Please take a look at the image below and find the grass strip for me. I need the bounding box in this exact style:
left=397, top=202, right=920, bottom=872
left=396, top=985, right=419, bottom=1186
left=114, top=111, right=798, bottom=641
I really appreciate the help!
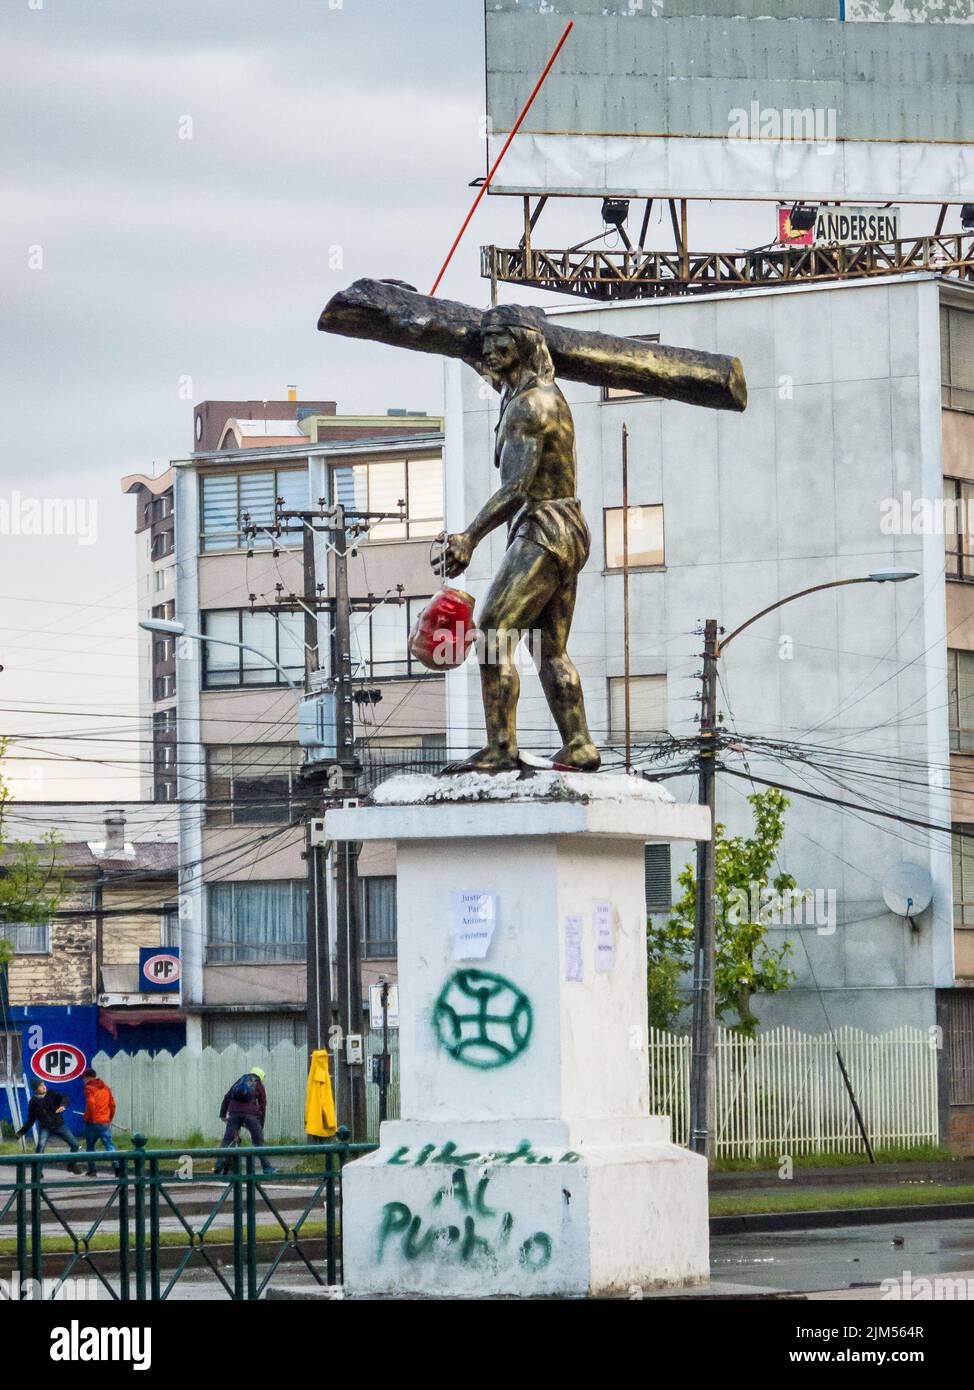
left=710, top=1182, right=974, bottom=1217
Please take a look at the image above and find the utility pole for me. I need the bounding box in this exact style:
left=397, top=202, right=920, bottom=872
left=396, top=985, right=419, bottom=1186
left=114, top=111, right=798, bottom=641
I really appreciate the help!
left=269, top=496, right=404, bottom=1142
left=621, top=424, right=632, bottom=771
left=329, top=502, right=366, bottom=1142
left=378, top=977, right=391, bottom=1125
left=302, top=510, right=332, bottom=1074
left=689, top=617, right=718, bottom=1161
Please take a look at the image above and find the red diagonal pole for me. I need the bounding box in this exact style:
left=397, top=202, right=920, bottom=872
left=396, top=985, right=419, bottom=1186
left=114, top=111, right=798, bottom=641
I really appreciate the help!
left=429, top=19, right=574, bottom=296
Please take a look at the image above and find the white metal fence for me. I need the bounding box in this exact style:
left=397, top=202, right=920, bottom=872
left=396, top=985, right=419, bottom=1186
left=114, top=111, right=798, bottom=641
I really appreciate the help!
left=95, top=1025, right=937, bottom=1156
left=649, top=1025, right=939, bottom=1159
left=94, top=1033, right=401, bottom=1143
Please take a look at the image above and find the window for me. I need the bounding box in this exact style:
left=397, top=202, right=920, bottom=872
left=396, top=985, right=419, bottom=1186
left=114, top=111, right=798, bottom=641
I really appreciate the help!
left=0, top=1030, right=22, bottom=1084
left=203, top=1014, right=307, bottom=1050
left=207, top=880, right=307, bottom=963
left=200, top=468, right=307, bottom=551
left=942, top=305, right=974, bottom=413
left=601, top=335, right=661, bottom=400
left=953, top=827, right=974, bottom=928
left=154, top=781, right=176, bottom=803
left=152, top=601, right=175, bottom=623
left=154, top=708, right=176, bottom=736
left=152, top=528, right=175, bottom=561
left=0, top=922, right=51, bottom=955
left=360, top=877, right=397, bottom=959
left=945, top=478, right=974, bottom=580
left=608, top=675, right=668, bottom=745
left=644, top=844, right=672, bottom=912
left=948, top=649, right=974, bottom=752
left=350, top=596, right=435, bottom=679
left=161, top=902, right=180, bottom=948
left=206, top=744, right=306, bottom=826
left=604, top=505, right=664, bottom=570
left=331, top=456, right=443, bottom=540
left=201, top=609, right=304, bottom=688
left=153, top=673, right=176, bottom=700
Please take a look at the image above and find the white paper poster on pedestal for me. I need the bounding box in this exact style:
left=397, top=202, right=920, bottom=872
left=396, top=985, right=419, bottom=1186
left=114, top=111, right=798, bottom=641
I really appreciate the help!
left=594, top=900, right=615, bottom=973
left=563, top=914, right=583, bottom=982
left=451, top=889, right=497, bottom=960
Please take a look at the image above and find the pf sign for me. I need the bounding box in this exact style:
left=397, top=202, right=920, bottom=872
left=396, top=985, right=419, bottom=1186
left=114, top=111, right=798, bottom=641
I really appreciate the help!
left=139, top=948, right=181, bottom=994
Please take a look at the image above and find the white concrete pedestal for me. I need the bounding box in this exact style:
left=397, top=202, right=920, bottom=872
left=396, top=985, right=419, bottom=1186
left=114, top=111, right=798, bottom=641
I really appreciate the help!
left=326, top=771, right=711, bottom=1299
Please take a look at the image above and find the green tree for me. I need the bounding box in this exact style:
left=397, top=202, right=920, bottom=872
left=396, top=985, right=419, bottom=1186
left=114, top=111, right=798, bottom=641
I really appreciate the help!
left=0, top=740, right=65, bottom=968
left=648, top=788, right=796, bottom=1037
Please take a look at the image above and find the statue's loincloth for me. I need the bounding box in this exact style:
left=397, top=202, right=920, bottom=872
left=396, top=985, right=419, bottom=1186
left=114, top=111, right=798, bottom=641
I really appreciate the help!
left=507, top=497, right=590, bottom=583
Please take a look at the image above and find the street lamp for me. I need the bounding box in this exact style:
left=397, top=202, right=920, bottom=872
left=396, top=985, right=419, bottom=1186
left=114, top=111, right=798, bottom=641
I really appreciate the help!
left=689, top=568, right=919, bottom=1161
left=139, top=617, right=302, bottom=692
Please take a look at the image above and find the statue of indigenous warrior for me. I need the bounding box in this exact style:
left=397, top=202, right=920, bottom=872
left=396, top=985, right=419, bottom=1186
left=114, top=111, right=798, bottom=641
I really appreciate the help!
left=318, top=279, right=746, bottom=775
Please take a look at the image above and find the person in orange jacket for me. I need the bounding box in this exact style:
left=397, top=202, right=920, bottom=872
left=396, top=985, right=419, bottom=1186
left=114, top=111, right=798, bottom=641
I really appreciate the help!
left=82, top=1068, right=120, bottom=1178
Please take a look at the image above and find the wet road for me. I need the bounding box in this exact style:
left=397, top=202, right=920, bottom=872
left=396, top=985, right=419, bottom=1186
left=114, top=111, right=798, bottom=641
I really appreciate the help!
left=712, top=1217, right=974, bottom=1295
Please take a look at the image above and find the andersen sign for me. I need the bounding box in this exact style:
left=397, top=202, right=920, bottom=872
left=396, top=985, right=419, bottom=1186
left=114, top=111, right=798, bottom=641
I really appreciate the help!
left=779, top=206, right=900, bottom=247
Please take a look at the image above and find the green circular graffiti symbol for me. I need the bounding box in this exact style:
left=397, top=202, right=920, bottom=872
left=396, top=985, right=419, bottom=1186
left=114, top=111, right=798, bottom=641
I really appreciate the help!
left=432, top=968, right=533, bottom=1069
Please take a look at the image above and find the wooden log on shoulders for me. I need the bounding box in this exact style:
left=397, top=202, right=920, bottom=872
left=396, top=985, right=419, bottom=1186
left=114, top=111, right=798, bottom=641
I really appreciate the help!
left=318, top=278, right=746, bottom=414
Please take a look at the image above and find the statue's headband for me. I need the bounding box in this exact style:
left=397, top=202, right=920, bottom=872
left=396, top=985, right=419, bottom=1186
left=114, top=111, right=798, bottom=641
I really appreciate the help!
left=481, top=304, right=548, bottom=335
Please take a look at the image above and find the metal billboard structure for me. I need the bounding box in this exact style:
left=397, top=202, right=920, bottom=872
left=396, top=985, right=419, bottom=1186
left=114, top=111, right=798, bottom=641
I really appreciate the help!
left=479, top=1, right=974, bottom=299
left=484, top=1, right=974, bottom=204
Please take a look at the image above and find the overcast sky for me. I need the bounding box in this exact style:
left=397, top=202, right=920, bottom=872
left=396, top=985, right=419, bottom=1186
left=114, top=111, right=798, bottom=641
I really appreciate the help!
left=0, top=0, right=941, bottom=804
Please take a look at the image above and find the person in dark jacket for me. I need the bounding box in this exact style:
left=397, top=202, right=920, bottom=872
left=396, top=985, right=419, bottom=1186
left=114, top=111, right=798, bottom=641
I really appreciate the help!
left=16, top=1081, right=83, bottom=1173
left=214, top=1067, right=277, bottom=1175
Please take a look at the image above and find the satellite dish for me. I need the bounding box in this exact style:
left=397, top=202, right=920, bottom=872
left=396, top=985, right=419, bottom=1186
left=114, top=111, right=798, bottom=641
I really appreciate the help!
left=882, top=863, right=933, bottom=918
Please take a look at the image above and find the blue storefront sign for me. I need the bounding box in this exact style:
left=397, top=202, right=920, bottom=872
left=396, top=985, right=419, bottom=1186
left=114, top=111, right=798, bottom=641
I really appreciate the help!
left=1, top=1005, right=97, bottom=1129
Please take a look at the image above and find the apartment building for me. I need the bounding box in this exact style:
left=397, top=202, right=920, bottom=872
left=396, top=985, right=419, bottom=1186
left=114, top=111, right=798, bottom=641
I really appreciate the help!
left=167, top=405, right=446, bottom=1051
left=0, top=806, right=181, bottom=1126
left=119, top=470, right=177, bottom=801
left=448, top=273, right=973, bottom=1060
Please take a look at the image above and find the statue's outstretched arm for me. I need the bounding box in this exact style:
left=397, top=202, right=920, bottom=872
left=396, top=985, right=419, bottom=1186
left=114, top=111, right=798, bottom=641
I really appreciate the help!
left=442, top=415, right=543, bottom=578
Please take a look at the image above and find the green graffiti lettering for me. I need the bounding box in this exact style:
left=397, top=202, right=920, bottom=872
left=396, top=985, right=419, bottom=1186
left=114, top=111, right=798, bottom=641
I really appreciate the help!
left=386, top=1139, right=580, bottom=1167
left=403, top=1213, right=438, bottom=1261
left=432, top=969, right=533, bottom=1069
left=432, top=1141, right=480, bottom=1166
left=460, top=1214, right=492, bottom=1263
left=474, top=1176, right=495, bottom=1217
left=495, top=1139, right=533, bottom=1165
left=376, top=1193, right=553, bottom=1274
left=376, top=1202, right=412, bottom=1257
left=519, top=1233, right=553, bottom=1271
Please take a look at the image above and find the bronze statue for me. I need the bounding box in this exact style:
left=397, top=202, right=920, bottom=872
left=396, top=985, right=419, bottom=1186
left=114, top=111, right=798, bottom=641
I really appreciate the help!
left=319, top=279, right=747, bottom=774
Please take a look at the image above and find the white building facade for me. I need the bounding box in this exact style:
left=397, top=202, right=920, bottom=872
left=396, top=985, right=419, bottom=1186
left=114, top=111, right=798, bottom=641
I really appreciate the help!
left=447, top=272, right=973, bottom=1036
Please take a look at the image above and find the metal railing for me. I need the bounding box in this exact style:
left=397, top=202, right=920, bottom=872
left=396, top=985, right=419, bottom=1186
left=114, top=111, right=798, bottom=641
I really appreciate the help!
left=482, top=232, right=974, bottom=302
left=0, top=1130, right=377, bottom=1300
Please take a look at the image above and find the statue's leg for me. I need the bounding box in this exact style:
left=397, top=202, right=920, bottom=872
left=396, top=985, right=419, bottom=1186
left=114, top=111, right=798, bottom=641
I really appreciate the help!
left=459, top=539, right=558, bottom=773
left=536, top=578, right=601, bottom=773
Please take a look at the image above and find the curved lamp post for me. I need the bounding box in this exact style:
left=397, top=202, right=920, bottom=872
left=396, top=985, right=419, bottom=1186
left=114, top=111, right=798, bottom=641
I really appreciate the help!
left=139, top=616, right=302, bottom=693
left=689, top=568, right=919, bottom=1160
